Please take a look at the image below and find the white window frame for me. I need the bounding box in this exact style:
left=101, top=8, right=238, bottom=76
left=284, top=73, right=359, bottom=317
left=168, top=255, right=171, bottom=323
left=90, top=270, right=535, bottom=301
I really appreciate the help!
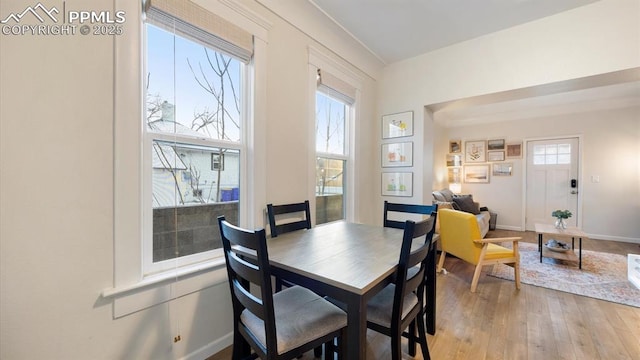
left=308, top=47, right=361, bottom=223
left=105, top=0, right=269, bottom=318
left=142, top=20, right=248, bottom=274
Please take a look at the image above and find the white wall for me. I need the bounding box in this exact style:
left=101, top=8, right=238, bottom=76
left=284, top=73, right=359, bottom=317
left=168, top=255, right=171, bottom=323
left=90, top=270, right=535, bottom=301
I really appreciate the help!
left=0, top=0, right=381, bottom=359
left=378, top=0, right=640, bottom=241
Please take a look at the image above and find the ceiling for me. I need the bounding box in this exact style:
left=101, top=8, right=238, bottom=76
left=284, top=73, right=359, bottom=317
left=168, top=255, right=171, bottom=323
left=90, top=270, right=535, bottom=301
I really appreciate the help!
left=309, top=0, right=600, bottom=64
left=309, top=0, right=640, bottom=126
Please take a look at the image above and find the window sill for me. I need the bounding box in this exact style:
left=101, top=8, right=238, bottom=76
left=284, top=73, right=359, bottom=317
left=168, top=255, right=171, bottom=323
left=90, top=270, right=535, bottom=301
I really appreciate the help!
left=102, top=258, right=227, bottom=318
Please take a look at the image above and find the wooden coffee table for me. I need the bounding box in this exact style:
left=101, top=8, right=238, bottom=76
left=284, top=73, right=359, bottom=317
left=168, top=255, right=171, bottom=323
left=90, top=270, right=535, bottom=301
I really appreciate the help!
left=535, top=223, right=587, bottom=269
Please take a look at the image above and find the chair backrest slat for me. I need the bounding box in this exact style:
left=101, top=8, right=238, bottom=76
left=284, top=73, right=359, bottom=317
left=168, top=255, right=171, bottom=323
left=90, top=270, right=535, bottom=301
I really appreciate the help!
left=267, top=200, right=312, bottom=237
left=384, top=201, right=438, bottom=229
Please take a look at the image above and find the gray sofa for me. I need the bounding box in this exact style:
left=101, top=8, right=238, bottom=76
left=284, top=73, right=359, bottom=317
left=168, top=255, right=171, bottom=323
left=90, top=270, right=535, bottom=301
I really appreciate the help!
left=432, top=188, right=490, bottom=238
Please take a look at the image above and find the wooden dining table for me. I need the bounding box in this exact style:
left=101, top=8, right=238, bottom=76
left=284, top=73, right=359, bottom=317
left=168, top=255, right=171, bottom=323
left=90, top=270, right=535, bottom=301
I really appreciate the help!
left=265, top=221, right=438, bottom=360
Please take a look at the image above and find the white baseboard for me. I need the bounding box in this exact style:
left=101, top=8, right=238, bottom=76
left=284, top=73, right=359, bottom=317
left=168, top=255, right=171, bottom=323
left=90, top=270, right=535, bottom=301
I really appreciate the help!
left=180, top=332, right=233, bottom=360
left=495, top=225, right=523, bottom=231
left=585, top=233, right=640, bottom=244
left=494, top=226, right=640, bottom=245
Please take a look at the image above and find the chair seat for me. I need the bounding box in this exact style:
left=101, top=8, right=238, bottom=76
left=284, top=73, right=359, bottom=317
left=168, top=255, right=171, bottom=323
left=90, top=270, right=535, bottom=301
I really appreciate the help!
left=241, top=286, right=347, bottom=355
left=366, top=284, right=419, bottom=327
left=483, top=243, right=515, bottom=260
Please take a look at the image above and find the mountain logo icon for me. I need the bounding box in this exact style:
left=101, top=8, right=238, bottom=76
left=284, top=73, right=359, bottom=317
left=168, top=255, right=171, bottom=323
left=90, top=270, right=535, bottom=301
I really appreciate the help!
left=1, top=2, right=59, bottom=24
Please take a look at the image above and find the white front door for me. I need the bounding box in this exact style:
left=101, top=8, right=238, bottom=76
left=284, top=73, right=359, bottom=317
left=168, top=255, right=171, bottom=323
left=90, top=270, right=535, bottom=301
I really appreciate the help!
left=525, top=137, right=580, bottom=230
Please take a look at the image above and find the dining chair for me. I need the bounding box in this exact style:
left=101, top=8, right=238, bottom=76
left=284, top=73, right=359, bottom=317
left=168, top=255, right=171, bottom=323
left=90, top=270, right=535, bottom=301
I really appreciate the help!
left=266, top=200, right=312, bottom=237
left=437, top=208, right=521, bottom=292
left=366, top=217, right=435, bottom=360
left=218, top=216, right=347, bottom=360
left=383, top=201, right=438, bottom=229
left=266, top=201, right=313, bottom=292
left=383, top=201, right=438, bottom=337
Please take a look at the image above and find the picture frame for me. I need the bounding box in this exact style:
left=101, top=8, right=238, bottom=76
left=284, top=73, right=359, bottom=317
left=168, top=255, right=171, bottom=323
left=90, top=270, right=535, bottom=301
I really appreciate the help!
left=464, top=164, right=490, bottom=183
left=506, top=142, right=522, bottom=158
left=447, top=167, right=462, bottom=183
left=382, top=111, right=413, bottom=139
left=493, top=163, right=513, bottom=176
left=449, top=140, right=462, bottom=153
left=446, top=154, right=462, bottom=167
left=464, top=140, right=486, bottom=163
left=381, top=172, right=413, bottom=197
left=382, top=142, right=413, bottom=167
left=487, top=138, right=505, bottom=151
left=488, top=151, right=505, bottom=162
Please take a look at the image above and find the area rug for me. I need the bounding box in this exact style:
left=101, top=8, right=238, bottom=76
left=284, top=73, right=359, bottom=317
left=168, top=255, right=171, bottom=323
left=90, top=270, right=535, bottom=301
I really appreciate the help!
left=487, top=242, right=640, bottom=308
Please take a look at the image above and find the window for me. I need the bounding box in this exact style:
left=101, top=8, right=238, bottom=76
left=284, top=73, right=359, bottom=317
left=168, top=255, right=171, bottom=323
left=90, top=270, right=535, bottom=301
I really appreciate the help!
left=143, top=5, right=249, bottom=275
left=533, top=143, right=571, bottom=165
left=108, top=0, right=263, bottom=317
left=315, top=69, right=354, bottom=225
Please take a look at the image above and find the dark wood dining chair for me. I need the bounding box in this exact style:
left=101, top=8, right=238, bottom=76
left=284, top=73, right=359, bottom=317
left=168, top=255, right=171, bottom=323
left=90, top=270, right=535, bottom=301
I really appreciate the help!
left=266, top=200, right=312, bottom=291
left=266, top=200, right=312, bottom=237
left=383, top=200, right=438, bottom=229
left=383, top=201, right=439, bottom=337
left=366, top=218, right=435, bottom=360
left=218, top=216, right=347, bottom=360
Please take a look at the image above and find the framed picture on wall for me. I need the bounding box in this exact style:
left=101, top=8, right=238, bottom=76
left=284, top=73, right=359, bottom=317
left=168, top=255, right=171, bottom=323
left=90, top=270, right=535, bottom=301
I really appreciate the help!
left=448, top=167, right=462, bottom=183
left=382, top=142, right=413, bottom=167
left=464, top=140, right=486, bottom=163
left=446, top=154, right=462, bottom=167
left=493, top=163, right=513, bottom=176
left=382, top=111, right=413, bottom=139
left=449, top=140, right=462, bottom=153
left=487, top=138, right=505, bottom=151
left=464, top=165, right=490, bottom=183
left=506, top=142, right=522, bottom=158
left=382, top=172, right=413, bottom=197
left=488, top=151, right=505, bottom=162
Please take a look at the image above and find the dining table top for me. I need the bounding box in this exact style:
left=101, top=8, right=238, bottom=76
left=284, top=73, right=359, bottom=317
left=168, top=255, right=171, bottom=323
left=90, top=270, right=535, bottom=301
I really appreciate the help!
left=266, top=221, right=406, bottom=295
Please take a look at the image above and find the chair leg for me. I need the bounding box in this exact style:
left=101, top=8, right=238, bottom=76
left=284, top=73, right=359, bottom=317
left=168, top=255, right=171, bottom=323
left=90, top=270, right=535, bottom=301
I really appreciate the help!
left=470, top=263, right=483, bottom=293
left=514, top=260, right=521, bottom=290
left=437, top=251, right=447, bottom=273
left=391, top=328, right=402, bottom=360
left=408, top=320, right=416, bottom=356
left=416, top=312, right=431, bottom=360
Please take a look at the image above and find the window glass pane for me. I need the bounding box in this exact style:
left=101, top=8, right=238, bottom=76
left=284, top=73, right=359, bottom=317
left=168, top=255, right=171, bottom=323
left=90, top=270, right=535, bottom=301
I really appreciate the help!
left=545, top=145, right=557, bottom=154
left=533, top=145, right=546, bottom=155
left=533, top=155, right=545, bottom=165
left=545, top=154, right=557, bottom=164
left=146, top=24, right=241, bottom=142
left=558, top=144, right=571, bottom=154
left=315, top=92, right=345, bottom=155
left=557, top=154, right=571, bottom=164
left=152, top=141, right=239, bottom=261
left=316, top=157, right=344, bottom=225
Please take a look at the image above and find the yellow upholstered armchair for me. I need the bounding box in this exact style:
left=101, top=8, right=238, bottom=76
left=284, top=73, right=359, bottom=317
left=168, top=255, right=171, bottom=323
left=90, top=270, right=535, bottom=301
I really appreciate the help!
left=437, top=208, right=521, bottom=292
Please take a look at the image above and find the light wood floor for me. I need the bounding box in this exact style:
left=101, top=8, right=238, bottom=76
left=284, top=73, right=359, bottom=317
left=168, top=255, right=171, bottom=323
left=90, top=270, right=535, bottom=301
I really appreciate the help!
left=208, top=230, right=640, bottom=360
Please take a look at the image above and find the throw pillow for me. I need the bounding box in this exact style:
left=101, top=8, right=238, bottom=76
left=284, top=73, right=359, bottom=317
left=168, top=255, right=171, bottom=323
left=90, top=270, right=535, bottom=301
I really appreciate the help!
left=452, top=195, right=480, bottom=215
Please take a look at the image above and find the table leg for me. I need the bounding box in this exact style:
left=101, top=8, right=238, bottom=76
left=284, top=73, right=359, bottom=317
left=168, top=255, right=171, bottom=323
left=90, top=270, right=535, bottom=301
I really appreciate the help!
left=345, top=295, right=367, bottom=360
left=579, top=237, right=582, bottom=269
left=538, top=233, right=543, bottom=263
